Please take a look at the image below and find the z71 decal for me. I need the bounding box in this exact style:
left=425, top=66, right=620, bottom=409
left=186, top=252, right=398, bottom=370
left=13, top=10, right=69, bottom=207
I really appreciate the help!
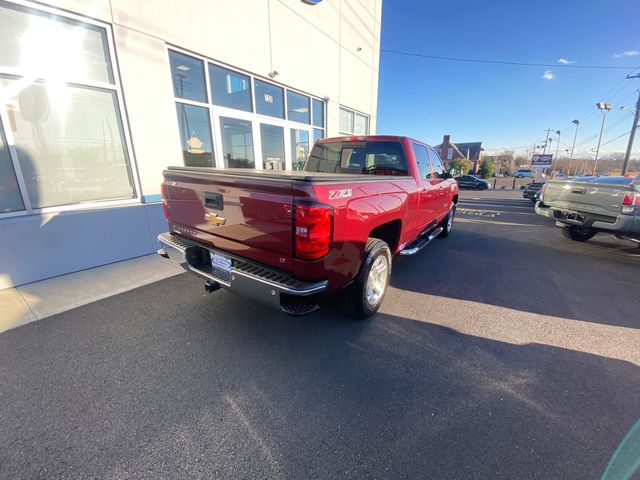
left=328, top=189, right=352, bottom=200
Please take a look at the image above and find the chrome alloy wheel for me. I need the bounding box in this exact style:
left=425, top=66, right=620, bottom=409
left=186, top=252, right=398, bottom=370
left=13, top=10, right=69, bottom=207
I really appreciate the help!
left=446, top=205, right=455, bottom=233
left=365, top=254, right=389, bottom=307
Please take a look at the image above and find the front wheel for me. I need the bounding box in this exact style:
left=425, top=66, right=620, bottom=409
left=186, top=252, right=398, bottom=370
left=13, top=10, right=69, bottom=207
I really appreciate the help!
left=339, top=238, right=392, bottom=319
left=561, top=226, right=596, bottom=242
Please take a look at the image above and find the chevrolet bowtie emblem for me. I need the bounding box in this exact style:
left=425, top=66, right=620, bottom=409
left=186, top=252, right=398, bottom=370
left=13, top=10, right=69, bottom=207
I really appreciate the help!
left=205, top=212, right=226, bottom=226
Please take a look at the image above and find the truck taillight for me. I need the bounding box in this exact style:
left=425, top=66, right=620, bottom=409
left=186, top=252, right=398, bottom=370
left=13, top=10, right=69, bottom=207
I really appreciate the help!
left=622, top=192, right=640, bottom=214
left=539, top=184, right=547, bottom=201
left=294, top=203, right=333, bottom=260
left=161, top=183, right=170, bottom=221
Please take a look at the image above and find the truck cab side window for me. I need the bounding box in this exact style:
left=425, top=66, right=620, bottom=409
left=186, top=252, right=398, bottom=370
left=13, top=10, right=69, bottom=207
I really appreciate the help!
left=411, top=144, right=432, bottom=180
left=428, top=148, right=446, bottom=178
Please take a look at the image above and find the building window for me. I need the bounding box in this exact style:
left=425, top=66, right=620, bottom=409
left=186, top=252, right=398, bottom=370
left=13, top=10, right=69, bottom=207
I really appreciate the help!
left=291, top=129, right=309, bottom=171
left=220, top=117, right=255, bottom=168
left=0, top=2, right=135, bottom=212
left=169, top=50, right=207, bottom=103
left=312, top=98, right=325, bottom=140
left=167, top=48, right=326, bottom=171
left=254, top=80, right=284, bottom=119
left=0, top=118, right=23, bottom=213
left=287, top=91, right=310, bottom=124
left=209, top=64, right=252, bottom=112
left=260, top=124, right=285, bottom=170
left=339, top=106, right=369, bottom=136
left=175, top=103, right=214, bottom=167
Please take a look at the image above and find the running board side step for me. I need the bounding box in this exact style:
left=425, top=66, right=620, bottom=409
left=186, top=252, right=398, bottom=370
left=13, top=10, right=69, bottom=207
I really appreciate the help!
left=399, top=227, right=444, bottom=255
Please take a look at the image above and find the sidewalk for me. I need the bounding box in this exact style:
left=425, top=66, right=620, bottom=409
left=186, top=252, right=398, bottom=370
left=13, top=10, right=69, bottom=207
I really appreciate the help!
left=0, top=254, right=184, bottom=334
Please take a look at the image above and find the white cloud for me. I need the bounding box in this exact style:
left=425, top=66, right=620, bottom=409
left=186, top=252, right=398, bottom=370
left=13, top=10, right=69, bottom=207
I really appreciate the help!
left=557, top=58, right=574, bottom=64
left=542, top=70, right=555, bottom=80
left=613, top=50, right=639, bottom=58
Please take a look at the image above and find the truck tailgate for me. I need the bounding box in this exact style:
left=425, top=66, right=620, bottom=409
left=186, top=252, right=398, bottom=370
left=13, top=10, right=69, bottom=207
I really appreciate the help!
left=163, top=169, right=294, bottom=272
left=542, top=180, right=627, bottom=218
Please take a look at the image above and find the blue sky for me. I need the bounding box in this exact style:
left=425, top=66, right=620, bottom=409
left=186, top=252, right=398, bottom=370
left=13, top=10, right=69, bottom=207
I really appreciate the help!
left=376, top=0, right=640, bottom=156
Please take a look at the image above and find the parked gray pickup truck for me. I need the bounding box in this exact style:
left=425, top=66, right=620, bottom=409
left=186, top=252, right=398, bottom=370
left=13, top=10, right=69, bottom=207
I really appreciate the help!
left=536, top=175, right=640, bottom=245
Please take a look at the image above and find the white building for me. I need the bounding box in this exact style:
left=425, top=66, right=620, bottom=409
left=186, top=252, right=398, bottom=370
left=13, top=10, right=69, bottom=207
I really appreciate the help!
left=0, top=0, right=382, bottom=289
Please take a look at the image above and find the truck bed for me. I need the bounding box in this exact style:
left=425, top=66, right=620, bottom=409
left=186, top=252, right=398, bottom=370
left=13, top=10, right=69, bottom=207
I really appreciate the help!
left=541, top=176, right=637, bottom=220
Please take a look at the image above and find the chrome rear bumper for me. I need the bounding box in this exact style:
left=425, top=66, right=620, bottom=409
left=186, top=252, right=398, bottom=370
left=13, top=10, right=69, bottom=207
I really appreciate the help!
left=157, top=232, right=327, bottom=314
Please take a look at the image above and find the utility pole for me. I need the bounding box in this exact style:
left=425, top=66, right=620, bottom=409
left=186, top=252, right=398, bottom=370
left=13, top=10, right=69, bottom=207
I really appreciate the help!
left=622, top=80, right=640, bottom=175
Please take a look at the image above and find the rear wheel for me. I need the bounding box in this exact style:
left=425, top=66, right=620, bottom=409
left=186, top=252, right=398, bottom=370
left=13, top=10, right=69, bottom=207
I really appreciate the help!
left=339, top=238, right=391, bottom=319
left=438, top=203, right=456, bottom=238
left=561, top=226, right=596, bottom=242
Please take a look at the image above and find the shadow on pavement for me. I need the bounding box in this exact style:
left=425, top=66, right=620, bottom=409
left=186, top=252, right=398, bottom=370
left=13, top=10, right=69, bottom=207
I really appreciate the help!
left=391, top=227, right=640, bottom=329
left=0, top=273, right=638, bottom=479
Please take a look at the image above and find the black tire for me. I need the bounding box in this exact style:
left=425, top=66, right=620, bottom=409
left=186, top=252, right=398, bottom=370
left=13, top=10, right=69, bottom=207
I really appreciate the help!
left=339, top=238, right=392, bottom=319
left=438, top=203, right=456, bottom=238
left=560, top=226, right=596, bottom=242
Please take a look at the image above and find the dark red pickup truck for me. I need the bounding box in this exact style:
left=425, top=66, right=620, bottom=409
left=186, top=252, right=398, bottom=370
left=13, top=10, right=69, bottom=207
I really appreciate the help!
left=158, top=135, right=458, bottom=317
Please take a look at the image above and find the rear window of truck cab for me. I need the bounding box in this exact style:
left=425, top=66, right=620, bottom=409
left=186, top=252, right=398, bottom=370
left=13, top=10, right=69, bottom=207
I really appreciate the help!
left=306, top=141, right=408, bottom=176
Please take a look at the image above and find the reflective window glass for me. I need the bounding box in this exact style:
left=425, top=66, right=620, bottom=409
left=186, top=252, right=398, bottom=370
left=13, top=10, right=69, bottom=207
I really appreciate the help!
left=290, top=129, right=309, bottom=171
left=428, top=148, right=445, bottom=178
left=312, top=99, right=325, bottom=128
left=209, top=64, right=252, bottom=112
left=412, top=144, right=432, bottom=180
left=287, top=91, right=310, bottom=124
left=1, top=77, right=135, bottom=208
left=169, top=50, right=207, bottom=102
left=260, top=124, right=285, bottom=170
left=0, top=119, right=24, bottom=212
left=313, top=128, right=325, bottom=144
left=354, top=113, right=369, bottom=135
left=339, top=108, right=354, bottom=134
left=220, top=117, right=255, bottom=168
left=255, top=80, right=284, bottom=119
left=175, top=103, right=214, bottom=168
left=0, top=3, right=114, bottom=84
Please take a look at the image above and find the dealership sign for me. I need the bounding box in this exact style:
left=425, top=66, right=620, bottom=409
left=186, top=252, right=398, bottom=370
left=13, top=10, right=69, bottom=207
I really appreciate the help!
left=531, top=154, right=553, bottom=166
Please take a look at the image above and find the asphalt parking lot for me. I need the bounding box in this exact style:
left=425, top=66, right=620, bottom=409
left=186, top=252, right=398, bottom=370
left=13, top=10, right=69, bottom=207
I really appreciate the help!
left=1, top=190, right=639, bottom=479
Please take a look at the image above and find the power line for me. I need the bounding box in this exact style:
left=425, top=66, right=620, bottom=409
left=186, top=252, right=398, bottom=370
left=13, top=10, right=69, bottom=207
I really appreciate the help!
left=600, top=130, right=632, bottom=147
left=381, top=49, right=640, bottom=70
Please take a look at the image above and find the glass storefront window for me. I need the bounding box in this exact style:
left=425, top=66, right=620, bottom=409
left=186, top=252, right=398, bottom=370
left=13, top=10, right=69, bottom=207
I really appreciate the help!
left=287, top=91, right=310, bottom=124
left=209, top=64, right=252, bottom=112
left=312, top=99, right=325, bottom=128
left=0, top=119, right=24, bottom=213
left=260, top=124, right=285, bottom=170
left=354, top=113, right=369, bottom=135
left=339, top=107, right=354, bottom=134
left=175, top=103, right=215, bottom=168
left=220, top=117, right=255, bottom=168
left=313, top=128, right=325, bottom=144
left=0, top=3, right=114, bottom=84
left=291, top=129, right=309, bottom=171
left=254, top=80, right=284, bottom=119
left=169, top=50, right=207, bottom=103
left=1, top=78, right=134, bottom=208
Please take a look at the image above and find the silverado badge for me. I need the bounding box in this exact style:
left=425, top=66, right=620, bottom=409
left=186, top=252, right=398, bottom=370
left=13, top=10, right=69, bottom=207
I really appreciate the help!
left=205, top=212, right=227, bottom=226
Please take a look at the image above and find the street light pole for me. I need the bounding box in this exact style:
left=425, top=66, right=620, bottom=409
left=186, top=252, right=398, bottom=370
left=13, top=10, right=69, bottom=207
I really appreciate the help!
left=594, top=102, right=613, bottom=175
left=552, top=130, right=561, bottom=176
left=542, top=128, right=552, bottom=154
left=622, top=89, right=640, bottom=175
left=568, top=119, right=580, bottom=176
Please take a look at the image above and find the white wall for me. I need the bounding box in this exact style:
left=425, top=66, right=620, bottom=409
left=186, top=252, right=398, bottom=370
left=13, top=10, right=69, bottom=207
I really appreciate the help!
left=0, top=0, right=381, bottom=289
left=40, top=0, right=382, bottom=199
